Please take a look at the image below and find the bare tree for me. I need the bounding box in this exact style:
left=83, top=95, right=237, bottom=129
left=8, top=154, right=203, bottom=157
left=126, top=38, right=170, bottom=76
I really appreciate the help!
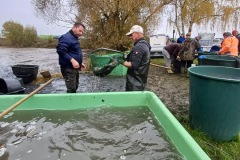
left=33, top=0, right=240, bottom=48
left=32, top=0, right=173, bottom=51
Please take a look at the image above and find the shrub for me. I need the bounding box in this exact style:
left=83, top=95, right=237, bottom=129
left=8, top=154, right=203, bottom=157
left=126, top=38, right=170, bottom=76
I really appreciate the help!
left=1, top=21, right=38, bottom=47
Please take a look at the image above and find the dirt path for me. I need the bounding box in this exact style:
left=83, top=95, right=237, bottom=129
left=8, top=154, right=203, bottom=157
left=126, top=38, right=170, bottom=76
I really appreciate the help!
left=147, top=66, right=189, bottom=117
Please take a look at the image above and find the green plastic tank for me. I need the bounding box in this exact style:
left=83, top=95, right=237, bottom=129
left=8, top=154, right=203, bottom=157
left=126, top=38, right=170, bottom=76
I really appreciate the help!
left=90, top=48, right=127, bottom=76
left=198, top=51, right=217, bottom=56
left=0, top=91, right=210, bottom=159
left=198, top=55, right=239, bottom=67
left=188, top=66, right=240, bottom=141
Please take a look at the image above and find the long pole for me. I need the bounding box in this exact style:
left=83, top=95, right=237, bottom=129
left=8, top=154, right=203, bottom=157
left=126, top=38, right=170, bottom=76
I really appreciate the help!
left=0, top=78, right=54, bottom=119
left=150, top=63, right=168, bottom=68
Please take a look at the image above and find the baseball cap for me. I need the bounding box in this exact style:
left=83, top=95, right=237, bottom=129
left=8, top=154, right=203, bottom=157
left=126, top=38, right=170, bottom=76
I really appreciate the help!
left=126, top=25, right=143, bottom=36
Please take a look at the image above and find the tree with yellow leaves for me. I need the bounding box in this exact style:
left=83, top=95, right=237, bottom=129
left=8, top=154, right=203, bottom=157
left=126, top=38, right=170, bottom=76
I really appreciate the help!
left=32, top=0, right=173, bottom=51
left=168, top=0, right=240, bottom=36
left=32, top=0, right=240, bottom=49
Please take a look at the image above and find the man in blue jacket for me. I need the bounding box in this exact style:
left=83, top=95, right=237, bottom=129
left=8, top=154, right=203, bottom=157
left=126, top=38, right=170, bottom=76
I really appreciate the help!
left=56, top=22, right=86, bottom=93
left=177, top=33, right=185, bottom=43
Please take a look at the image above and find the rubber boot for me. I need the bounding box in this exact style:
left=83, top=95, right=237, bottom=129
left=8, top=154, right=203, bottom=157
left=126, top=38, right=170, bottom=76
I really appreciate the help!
left=186, top=70, right=189, bottom=78
left=185, top=68, right=189, bottom=78
left=180, top=67, right=185, bottom=76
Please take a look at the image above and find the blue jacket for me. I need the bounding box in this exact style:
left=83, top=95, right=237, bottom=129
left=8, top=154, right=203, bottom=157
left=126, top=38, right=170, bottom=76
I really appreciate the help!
left=56, top=30, right=82, bottom=68
left=177, top=37, right=185, bottom=43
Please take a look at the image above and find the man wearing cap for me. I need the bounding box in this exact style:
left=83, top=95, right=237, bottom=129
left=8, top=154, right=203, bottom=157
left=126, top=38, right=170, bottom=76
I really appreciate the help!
left=122, top=25, right=151, bottom=91
left=219, top=32, right=238, bottom=56
left=232, top=30, right=240, bottom=55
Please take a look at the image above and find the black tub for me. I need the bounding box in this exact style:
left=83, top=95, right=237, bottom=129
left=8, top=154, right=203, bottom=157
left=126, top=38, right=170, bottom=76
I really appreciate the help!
left=11, top=65, right=39, bottom=79
left=0, top=78, right=25, bottom=94
left=15, top=74, right=34, bottom=84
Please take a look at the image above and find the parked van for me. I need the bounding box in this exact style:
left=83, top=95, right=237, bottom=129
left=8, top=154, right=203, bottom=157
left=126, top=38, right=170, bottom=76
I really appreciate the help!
left=149, top=34, right=167, bottom=58
left=198, top=33, right=222, bottom=52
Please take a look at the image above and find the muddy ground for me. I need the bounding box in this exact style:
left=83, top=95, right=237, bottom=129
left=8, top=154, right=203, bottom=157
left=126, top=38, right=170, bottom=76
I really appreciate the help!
left=0, top=47, right=189, bottom=117
left=147, top=67, right=189, bottom=116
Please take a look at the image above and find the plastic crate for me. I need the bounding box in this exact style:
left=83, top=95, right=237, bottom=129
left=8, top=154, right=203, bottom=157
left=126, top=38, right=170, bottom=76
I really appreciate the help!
left=90, top=52, right=127, bottom=76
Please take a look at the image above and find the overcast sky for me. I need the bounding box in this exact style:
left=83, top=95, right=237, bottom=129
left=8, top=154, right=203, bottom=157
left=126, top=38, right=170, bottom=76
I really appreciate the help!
left=0, top=0, right=69, bottom=35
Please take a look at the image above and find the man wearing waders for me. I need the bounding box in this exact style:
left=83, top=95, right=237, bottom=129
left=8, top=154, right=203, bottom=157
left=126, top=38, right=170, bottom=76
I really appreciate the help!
left=56, top=22, right=86, bottom=93
left=122, top=25, right=151, bottom=91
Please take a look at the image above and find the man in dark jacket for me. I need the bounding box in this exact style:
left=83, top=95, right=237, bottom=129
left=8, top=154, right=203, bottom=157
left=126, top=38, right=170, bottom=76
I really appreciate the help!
left=122, top=25, right=151, bottom=91
left=162, top=43, right=182, bottom=73
left=56, top=22, right=86, bottom=93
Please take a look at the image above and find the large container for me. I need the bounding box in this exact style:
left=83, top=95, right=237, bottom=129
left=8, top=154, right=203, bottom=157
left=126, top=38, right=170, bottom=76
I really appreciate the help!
left=198, top=51, right=217, bottom=57
left=0, top=78, right=25, bottom=94
left=0, top=91, right=210, bottom=159
left=198, top=55, right=239, bottom=67
left=11, top=64, right=39, bottom=79
left=90, top=52, right=127, bottom=76
left=14, top=74, right=34, bottom=84
left=188, top=66, right=240, bottom=141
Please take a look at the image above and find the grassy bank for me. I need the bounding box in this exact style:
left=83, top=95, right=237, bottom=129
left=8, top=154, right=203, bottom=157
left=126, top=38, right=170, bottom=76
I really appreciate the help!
left=0, top=36, right=58, bottom=48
